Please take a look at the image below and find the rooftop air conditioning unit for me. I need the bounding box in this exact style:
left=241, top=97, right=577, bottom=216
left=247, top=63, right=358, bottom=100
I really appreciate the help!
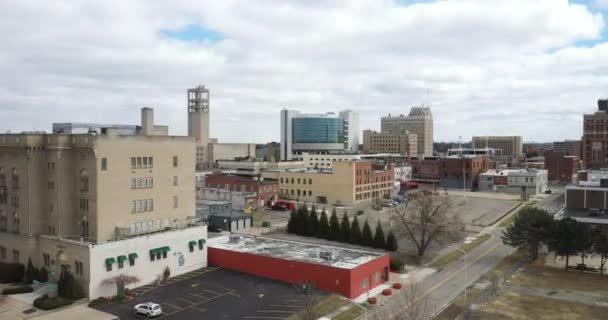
left=319, top=251, right=333, bottom=261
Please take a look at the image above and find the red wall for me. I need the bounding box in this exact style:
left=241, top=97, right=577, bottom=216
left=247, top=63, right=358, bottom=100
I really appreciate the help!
left=349, top=255, right=391, bottom=299
left=208, top=247, right=389, bottom=299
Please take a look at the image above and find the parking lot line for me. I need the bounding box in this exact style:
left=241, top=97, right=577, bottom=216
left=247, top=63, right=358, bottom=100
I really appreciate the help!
left=202, top=289, right=219, bottom=295
left=176, top=297, right=197, bottom=304
left=243, top=317, right=287, bottom=319
left=256, top=310, right=295, bottom=314
left=189, top=293, right=208, bottom=299
left=202, top=281, right=235, bottom=292
left=191, top=306, right=207, bottom=312
left=226, top=291, right=240, bottom=298
left=268, top=304, right=304, bottom=308
left=161, top=302, right=182, bottom=310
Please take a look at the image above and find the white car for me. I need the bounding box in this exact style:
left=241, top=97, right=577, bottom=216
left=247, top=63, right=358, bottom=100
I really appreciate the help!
left=134, top=302, right=162, bottom=318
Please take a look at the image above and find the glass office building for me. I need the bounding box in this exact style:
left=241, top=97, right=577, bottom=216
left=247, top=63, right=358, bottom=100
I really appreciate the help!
left=292, top=118, right=344, bottom=144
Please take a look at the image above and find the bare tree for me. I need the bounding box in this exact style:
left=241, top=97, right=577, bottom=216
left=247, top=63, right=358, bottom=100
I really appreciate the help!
left=393, top=191, right=461, bottom=257
left=101, top=274, right=140, bottom=296
left=396, top=281, right=429, bottom=320
left=293, top=282, right=323, bottom=320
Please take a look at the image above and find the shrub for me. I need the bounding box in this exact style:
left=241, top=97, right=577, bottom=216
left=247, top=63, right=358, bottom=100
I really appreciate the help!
left=390, top=257, right=405, bottom=272
left=34, top=295, right=73, bottom=310
left=373, top=221, right=386, bottom=249
left=2, top=286, right=33, bottom=295
left=58, top=271, right=85, bottom=300
left=88, top=296, right=111, bottom=308
left=360, top=220, right=373, bottom=247
left=38, top=267, right=49, bottom=283
left=287, top=208, right=297, bottom=234
left=261, top=221, right=271, bottom=228
left=124, top=288, right=137, bottom=298
left=111, top=294, right=128, bottom=303
left=24, top=259, right=36, bottom=284
left=382, top=289, right=392, bottom=296
left=329, top=209, right=341, bottom=241
left=392, top=283, right=402, bottom=290
left=163, top=266, right=171, bottom=281
left=367, top=297, right=377, bottom=305
left=0, top=262, right=25, bottom=283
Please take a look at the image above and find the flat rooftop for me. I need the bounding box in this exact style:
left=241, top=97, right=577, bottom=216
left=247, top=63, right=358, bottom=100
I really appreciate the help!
left=562, top=209, right=608, bottom=225
left=208, top=235, right=386, bottom=269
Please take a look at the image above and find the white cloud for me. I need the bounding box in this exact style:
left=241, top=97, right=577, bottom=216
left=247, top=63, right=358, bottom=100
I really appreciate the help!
left=0, top=0, right=607, bottom=142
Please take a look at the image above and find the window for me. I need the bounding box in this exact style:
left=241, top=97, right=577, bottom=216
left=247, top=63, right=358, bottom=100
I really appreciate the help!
left=80, top=175, right=89, bottom=192
left=189, top=243, right=195, bottom=253
left=309, top=179, right=312, bottom=184
left=118, top=259, right=124, bottom=269
left=131, top=157, right=136, bottom=169
left=106, top=263, right=112, bottom=272
left=43, top=253, right=50, bottom=267
left=136, top=200, right=142, bottom=212
left=12, top=249, right=19, bottom=262
left=131, top=201, right=136, bottom=213
left=198, top=239, right=205, bottom=250
left=143, top=157, right=148, bottom=168
left=148, top=177, right=153, bottom=188
left=75, top=261, right=84, bottom=275
left=11, top=196, right=19, bottom=208
left=131, top=178, right=137, bottom=189
left=173, top=176, right=178, bottom=186
left=374, top=272, right=381, bottom=283
left=173, top=196, right=178, bottom=209
left=280, top=178, right=283, bottom=183
left=0, top=247, right=6, bottom=259
left=150, top=252, right=155, bottom=262
left=136, top=157, right=142, bottom=168
left=173, top=156, right=178, bottom=168
left=361, top=277, right=369, bottom=289
left=101, top=158, right=107, bottom=171
left=162, top=251, right=167, bottom=259
left=148, top=157, right=153, bottom=168
left=129, top=256, right=135, bottom=267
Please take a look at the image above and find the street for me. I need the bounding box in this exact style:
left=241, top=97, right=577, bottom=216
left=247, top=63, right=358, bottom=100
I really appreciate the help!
left=365, top=191, right=565, bottom=319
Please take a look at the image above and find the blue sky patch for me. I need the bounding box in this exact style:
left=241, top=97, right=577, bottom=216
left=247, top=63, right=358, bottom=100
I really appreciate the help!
left=160, top=24, right=223, bottom=43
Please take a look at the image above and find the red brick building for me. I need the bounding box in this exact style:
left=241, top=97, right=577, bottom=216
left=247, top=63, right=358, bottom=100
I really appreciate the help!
left=410, top=156, right=495, bottom=189
left=208, top=235, right=390, bottom=299
left=544, top=150, right=579, bottom=183
left=583, top=99, right=608, bottom=169
left=205, top=174, right=279, bottom=207
left=355, top=162, right=395, bottom=201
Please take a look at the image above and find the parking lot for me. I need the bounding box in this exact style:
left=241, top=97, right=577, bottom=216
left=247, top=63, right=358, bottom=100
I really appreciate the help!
left=96, top=267, right=312, bottom=320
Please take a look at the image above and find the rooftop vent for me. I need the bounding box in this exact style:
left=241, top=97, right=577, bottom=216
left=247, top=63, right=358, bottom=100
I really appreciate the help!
left=229, top=235, right=241, bottom=243
left=319, top=251, right=333, bottom=261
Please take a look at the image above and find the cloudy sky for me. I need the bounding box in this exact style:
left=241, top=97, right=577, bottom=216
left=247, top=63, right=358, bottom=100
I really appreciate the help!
left=1, top=0, right=608, bottom=143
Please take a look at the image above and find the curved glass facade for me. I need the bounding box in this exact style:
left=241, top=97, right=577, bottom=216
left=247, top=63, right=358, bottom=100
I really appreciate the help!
left=292, top=118, right=344, bottom=144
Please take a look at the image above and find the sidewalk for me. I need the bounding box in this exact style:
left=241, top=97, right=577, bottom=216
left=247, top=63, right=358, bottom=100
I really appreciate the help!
left=27, top=304, right=116, bottom=320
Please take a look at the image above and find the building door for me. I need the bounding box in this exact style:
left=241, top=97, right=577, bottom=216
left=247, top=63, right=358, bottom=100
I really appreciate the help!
left=383, top=267, right=389, bottom=282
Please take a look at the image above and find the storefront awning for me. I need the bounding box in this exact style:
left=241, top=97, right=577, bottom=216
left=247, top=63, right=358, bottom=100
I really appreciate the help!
left=161, top=246, right=170, bottom=252
left=189, top=240, right=197, bottom=247
left=129, top=253, right=138, bottom=259
left=198, top=239, right=206, bottom=245
left=105, top=257, right=116, bottom=265
left=117, top=255, right=127, bottom=263
left=149, top=248, right=159, bottom=255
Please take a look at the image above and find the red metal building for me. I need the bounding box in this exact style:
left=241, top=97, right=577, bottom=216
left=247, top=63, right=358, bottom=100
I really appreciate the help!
left=208, top=235, right=390, bottom=299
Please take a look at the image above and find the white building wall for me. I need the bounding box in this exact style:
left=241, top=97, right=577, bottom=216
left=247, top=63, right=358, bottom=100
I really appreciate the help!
left=88, top=226, right=208, bottom=298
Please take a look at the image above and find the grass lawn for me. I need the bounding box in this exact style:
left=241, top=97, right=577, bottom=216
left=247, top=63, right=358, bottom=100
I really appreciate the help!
left=498, top=200, right=538, bottom=227
left=333, top=305, right=365, bottom=320
left=489, top=249, right=527, bottom=280
left=433, top=287, right=483, bottom=320
left=430, top=234, right=491, bottom=270
left=287, top=295, right=349, bottom=320
left=480, top=291, right=606, bottom=320
left=509, top=264, right=608, bottom=292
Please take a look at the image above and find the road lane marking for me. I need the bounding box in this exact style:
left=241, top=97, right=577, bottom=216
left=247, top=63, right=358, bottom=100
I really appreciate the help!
left=256, top=310, right=295, bottom=313
left=227, top=292, right=241, bottom=298
left=191, top=306, right=207, bottom=312
left=386, top=241, right=503, bottom=319
left=244, top=317, right=286, bottom=319
left=268, top=304, right=304, bottom=308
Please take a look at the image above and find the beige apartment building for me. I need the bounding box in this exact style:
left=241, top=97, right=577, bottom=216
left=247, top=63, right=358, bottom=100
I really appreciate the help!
left=380, top=106, right=433, bottom=157
left=472, top=136, right=523, bottom=164
left=0, top=108, right=208, bottom=299
left=278, top=161, right=394, bottom=206
left=362, top=129, right=418, bottom=155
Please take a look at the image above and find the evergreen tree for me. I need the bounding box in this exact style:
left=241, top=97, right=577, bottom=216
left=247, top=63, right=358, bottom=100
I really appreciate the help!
left=349, top=218, right=362, bottom=244
left=501, top=206, right=555, bottom=260
left=319, top=210, right=330, bottom=239
left=361, top=220, right=374, bottom=247
left=339, top=212, right=351, bottom=243
left=39, top=267, right=49, bottom=283
left=287, top=208, right=297, bottom=234
left=309, top=209, right=320, bottom=238
left=329, top=209, right=341, bottom=241
left=24, top=258, right=36, bottom=284
left=385, top=230, right=398, bottom=251
left=373, top=221, right=386, bottom=249
left=296, top=206, right=310, bottom=236
left=552, top=217, right=579, bottom=270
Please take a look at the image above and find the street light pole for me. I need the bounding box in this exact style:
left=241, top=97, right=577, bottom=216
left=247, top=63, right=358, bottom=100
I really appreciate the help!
left=447, top=245, right=468, bottom=305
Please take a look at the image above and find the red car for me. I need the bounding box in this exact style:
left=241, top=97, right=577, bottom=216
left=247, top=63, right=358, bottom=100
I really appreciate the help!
left=401, top=181, right=418, bottom=189
left=274, top=201, right=295, bottom=210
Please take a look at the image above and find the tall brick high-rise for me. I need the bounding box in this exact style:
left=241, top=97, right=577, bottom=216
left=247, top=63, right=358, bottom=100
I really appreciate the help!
left=582, top=99, right=608, bottom=169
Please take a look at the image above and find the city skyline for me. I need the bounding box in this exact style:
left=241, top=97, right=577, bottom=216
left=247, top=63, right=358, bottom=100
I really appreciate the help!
left=2, top=1, right=608, bottom=143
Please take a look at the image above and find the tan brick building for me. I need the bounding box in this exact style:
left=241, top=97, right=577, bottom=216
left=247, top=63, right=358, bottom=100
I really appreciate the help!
left=380, top=106, right=433, bottom=157
left=0, top=108, right=208, bottom=299
left=278, top=161, right=394, bottom=206
left=362, top=130, right=417, bottom=155
left=472, top=136, right=523, bottom=164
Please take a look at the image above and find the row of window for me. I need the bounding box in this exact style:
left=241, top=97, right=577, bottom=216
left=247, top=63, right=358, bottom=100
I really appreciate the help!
left=0, top=174, right=18, bottom=189
left=280, top=177, right=313, bottom=185
left=131, top=157, right=154, bottom=169
left=0, top=214, right=20, bottom=232
left=131, top=199, right=154, bottom=213
left=79, top=199, right=90, bottom=211
left=281, top=189, right=312, bottom=197
left=360, top=271, right=385, bottom=289
left=132, top=177, right=154, bottom=189
left=0, top=247, right=19, bottom=262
